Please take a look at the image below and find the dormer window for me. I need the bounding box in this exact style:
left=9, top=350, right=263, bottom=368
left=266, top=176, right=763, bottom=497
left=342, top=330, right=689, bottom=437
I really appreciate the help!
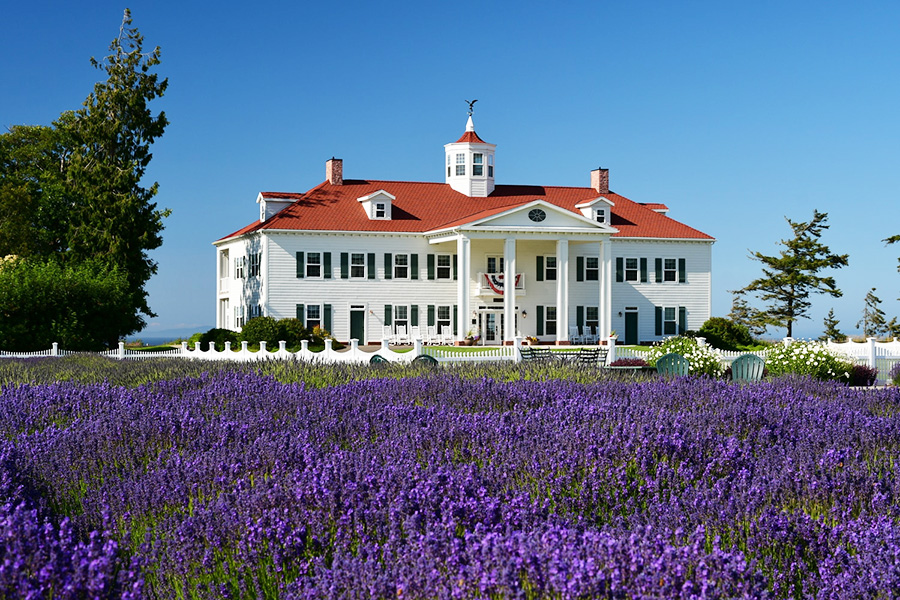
left=473, top=153, right=484, bottom=176
left=358, top=190, right=395, bottom=220
left=594, top=208, right=607, bottom=224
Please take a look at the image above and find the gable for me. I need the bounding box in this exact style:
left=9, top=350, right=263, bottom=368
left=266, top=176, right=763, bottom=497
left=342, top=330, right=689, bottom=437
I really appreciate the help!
left=465, top=201, right=618, bottom=233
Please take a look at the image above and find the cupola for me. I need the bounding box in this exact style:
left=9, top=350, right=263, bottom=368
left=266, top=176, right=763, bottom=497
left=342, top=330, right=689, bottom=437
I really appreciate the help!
left=444, top=102, right=496, bottom=197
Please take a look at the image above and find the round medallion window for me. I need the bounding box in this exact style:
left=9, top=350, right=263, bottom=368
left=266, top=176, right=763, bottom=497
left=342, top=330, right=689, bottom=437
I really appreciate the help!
left=528, top=208, right=546, bottom=223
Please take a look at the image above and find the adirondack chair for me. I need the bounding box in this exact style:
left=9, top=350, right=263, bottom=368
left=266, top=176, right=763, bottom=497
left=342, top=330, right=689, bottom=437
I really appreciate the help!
left=395, top=325, right=409, bottom=345
left=410, top=326, right=422, bottom=344
left=656, top=353, right=690, bottom=377
left=440, top=325, right=454, bottom=345
left=382, top=325, right=393, bottom=344
left=425, top=325, right=438, bottom=345
left=731, top=353, right=765, bottom=382
left=582, top=325, right=598, bottom=344
left=569, top=325, right=584, bottom=344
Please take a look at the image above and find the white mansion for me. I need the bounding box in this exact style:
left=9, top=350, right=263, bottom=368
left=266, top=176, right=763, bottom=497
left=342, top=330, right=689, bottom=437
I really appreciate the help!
left=214, top=114, right=714, bottom=346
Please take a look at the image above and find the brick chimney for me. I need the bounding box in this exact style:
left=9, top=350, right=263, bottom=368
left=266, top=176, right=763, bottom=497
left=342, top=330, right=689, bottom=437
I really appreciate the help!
left=591, top=167, right=609, bottom=194
left=326, top=157, right=343, bottom=185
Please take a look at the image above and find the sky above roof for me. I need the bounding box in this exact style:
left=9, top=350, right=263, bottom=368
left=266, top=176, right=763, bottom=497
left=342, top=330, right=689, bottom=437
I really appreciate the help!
left=2, top=0, right=899, bottom=340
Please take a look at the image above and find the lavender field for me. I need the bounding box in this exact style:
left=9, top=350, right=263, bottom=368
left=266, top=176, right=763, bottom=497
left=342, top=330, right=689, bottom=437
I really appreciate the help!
left=1, top=358, right=899, bottom=599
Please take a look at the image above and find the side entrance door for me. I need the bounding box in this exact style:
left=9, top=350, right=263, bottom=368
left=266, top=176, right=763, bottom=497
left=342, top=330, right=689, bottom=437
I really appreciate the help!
left=350, top=305, right=366, bottom=344
left=625, top=310, right=639, bottom=345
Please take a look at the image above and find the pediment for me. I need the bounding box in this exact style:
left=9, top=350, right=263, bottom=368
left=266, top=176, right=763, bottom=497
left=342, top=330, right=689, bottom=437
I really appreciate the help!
left=468, top=200, right=618, bottom=233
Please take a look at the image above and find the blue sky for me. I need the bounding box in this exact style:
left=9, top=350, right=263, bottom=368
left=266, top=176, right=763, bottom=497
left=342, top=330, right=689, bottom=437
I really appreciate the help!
left=2, top=0, right=899, bottom=340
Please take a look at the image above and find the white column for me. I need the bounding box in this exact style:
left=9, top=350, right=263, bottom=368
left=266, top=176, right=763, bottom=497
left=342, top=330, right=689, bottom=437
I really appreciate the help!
left=503, top=237, right=516, bottom=343
left=556, top=239, right=569, bottom=343
left=600, top=238, right=612, bottom=341
left=456, top=235, right=471, bottom=343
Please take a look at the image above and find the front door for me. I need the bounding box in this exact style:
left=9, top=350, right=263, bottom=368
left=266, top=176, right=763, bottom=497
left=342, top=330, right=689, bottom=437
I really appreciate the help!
left=625, top=311, right=638, bottom=345
left=350, top=305, right=366, bottom=343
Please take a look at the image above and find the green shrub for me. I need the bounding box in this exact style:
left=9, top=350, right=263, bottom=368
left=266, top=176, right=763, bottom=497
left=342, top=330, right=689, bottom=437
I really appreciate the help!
left=698, top=317, right=754, bottom=351
left=765, top=341, right=853, bottom=382
left=240, top=317, right=281, bottom=347
left=646, top=336, right=725, bottom=377
left=198, top=328, right=240, bottom=351
left=276, top=318, right=307, bottom=347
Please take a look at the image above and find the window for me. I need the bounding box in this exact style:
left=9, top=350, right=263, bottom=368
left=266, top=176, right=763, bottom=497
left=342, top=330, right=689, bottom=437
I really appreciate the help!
left=393, top=305, right=409, bottom=329
left=586, top=306, right=599, bottom=331
left=473, top=153, right=484, bottom=176
left=305, top=304, right=322, bottom=330
left=350, top=253, right=366, bottom=278
left=455, top=153, right=465, bottom=176
left=219, top=251, right=229, bottom=279
left=375, top=203, right=386, bottom=218
left=585, top=257, right=599, bottom=281
left=624, top=258, right=638, bottom=282
left=488, top=155, right=494, bottom=178
left=447, top=154, right=451, bottom=177
left=437, top=305, right=452, bottom=332
left=545, top=256, right=557, bottom=281
left=234, top=305, right=245, bottom=328
left=664, top=258, right=677, bottom=282
left=248, top=304, right=263, bottom=319
left=486, top=256, right=504, bottom=274
left=664, top=307, right=677, bottom=335
left=306, top=252, right=321, bottom=278
left=545, top=306, right=557, bottom=336
left=248, top=252, right=261, bottom=277
left=436, top=254, right=452, bottom=280
left=594, top=208, right=607, bottom=224
left=235, top=256, right=245, bottom=279
left=394, top=254, right=409, bottom=279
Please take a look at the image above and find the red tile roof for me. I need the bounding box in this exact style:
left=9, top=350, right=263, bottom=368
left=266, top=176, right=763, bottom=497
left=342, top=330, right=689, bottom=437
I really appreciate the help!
left=455, top=130, right=488, bottom=144
left=218, top=180, right=713, bottom=242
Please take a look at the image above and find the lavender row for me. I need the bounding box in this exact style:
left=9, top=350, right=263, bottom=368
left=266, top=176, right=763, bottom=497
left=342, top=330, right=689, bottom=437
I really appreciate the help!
left=1, top=369, right=899, bottom=598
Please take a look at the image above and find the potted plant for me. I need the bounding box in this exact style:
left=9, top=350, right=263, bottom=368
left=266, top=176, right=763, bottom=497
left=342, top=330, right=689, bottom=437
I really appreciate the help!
left=524, top=336, right=539, bottom=346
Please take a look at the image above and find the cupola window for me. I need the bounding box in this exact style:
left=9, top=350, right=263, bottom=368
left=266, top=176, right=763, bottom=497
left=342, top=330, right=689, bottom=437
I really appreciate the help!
left=488, top=155, right=494, bottom=177
left=473, top=153, right=484, bottom=176
left=455, top=153, right=465, bottom=176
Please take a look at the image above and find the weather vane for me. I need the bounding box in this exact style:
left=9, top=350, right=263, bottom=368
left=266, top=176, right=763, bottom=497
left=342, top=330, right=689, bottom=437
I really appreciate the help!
left=465, top=99, right=478, bottom=116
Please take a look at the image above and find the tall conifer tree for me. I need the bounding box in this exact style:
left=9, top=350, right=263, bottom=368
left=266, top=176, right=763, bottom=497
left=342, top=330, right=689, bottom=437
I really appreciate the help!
left=739, top=210, right=848, bottom=337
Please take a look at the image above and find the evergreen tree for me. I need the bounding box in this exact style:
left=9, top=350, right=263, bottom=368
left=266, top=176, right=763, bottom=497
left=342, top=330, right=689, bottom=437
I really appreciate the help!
left=0, top=10, right=167, bottom=346
left=60, top=9, right=169, bottom=338
left=739, top=210, right=848, bottom=337
left=886, top=317, right=900, bottom=339
left=887, top=234, right=900, bottom=300
left=820, top=308, right=845, bottom=342
left=856, top=288, right=887, bottom=338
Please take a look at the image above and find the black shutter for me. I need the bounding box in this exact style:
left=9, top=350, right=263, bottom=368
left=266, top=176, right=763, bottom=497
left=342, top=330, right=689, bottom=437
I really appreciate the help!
left=428, top=305, right=435, bottom=326
left=324, top=304, right=332, bottom=332
left=576, top=256, right=584, bottom=282
left=367, top=253, right=376, bottom=279
left=537, top=306, right=545, bottom=336
left=340, top=253, right=349, bottom=279
left=655, top=258, right=662, bottom=283
left=411, top=254, right=419, bottom=280
left=296, top=303, right=304, bottom=322
left=678, top=258, right=687, bottom=283
left=453, top=254, right=458, bottom=280
left=679, top=307, right=687, bottom=334
left=427, top=254, right=435, bottom=280
left=323, top=252, right=332, bottom=279
left=655, top=307, right=663, bottom=336
left=640, top=258, right=648, bottom=283
left=384, top=304, right=392, bottom=326
left=453, top=305, right=458, bottom=335
left=616, top=257, right=624, bottom=282
left=411, top=305, right=419, bottom=327
left=384, top=253, right=392, bottom=280
left=536, top=256, right=544, bottom=282
left=576, top=305, right=584, bottom=327
left=296, top=252, right=304, bottom=278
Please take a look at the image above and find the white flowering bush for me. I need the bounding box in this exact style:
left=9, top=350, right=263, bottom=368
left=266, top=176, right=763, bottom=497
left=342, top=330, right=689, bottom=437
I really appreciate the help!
left=646, top=336, right=725, bottom=377
left=765, top=340, right=853, bottom=382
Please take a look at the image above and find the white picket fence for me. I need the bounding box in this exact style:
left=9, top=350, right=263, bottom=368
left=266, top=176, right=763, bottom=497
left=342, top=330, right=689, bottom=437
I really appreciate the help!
left=0, top=339, right=525, bottom=365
